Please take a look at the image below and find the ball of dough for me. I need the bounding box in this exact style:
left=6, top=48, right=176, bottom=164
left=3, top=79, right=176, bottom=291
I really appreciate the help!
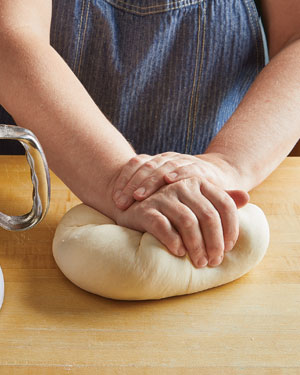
left=0, top=266, right=4, bottom=310
left=53, top=203, right=269, bottom=300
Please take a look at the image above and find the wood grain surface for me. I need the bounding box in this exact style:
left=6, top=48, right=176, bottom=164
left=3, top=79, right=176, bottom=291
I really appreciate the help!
left=0, top=156, right=299, bottom=374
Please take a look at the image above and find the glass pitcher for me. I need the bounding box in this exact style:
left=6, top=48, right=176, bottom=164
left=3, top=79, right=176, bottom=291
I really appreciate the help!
left=0, top=124, right=51, bottom=309
left=0, top=124, right=50, bottom=231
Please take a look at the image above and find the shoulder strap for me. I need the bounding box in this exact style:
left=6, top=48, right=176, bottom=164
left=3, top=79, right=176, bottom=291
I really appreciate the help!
left=254, top=0, right=262, bottom=15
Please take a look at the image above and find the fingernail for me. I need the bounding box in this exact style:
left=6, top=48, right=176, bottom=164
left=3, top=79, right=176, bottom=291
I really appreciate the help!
left=209, top=256, right=223, bottom=267
left=167, top=172, right=178, bottom=180
left=114, top=190, right=122, bottom=201
left=117, top=195, right=129, bottom=207
left=135, top=187, right=146, bottom=196
left=225, top=241, right=234, bottom=252
left=197, top=256, right=208, bottom=268
left=177, top=248, right=186, bottom=257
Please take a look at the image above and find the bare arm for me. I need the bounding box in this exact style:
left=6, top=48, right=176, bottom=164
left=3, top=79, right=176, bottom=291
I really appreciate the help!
left=110, top=1, right=300, bottom=208
left=1, top=0, right=229, bottom=269
left=105, top=1, right=300, bottom=268
left=204, top=0, right=300, bottom=190
left=0, top=0, right=135, bottom=218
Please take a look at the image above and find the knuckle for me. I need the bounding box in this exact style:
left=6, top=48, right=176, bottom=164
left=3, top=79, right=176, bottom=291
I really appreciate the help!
left=189, top=245, right=204, bottom=257
left=147, top=212, right=167, bottom=230
left=197, top=165, right=206, bottom=175
left=161, top=152, right=178, bottom=157
left=149, top=175, right=159, bottom=182
left=190, top=163, right=201, bottom=175
left=189, top=176, right=199, bottom=184
left=180, top=176, right=199, bottom=189
left=165, top=160, right=179, bottom=169
left=125, top=182, right=140, bottom=193
left=144, top=175, right=159, bottom=187
left=139, top=154, right=150, bottom=159
left=180, top=215, right=197, bottom=230
left=152, top=220, right=168, bottom=235
left=176, top=179, right=188, bottom=189
left=168, top=237, right=182, bottom=251
left=218, top=194, right=235, bottom=212
left=201, top=208, right=217, bottom=224
left=129, top=156, right=142, bottom=166
left=205, top=237, right=224, bottom=253
left=144, top=161, right=157, bottom=170
left=117, top=176, right=128, bottom=187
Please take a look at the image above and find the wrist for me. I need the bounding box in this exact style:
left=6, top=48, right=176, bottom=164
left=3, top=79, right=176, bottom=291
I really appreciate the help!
left=79, top=174, right=120, bottom=223
left=196, top=152, right=245, bottom=191
left=77, top=155, right=136, bottom=222
left=105, top=167, right=126, bottom=222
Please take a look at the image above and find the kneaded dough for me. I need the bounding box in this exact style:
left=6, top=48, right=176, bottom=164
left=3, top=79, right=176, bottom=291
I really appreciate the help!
left=53, top=203, right=269, bottom=300
left=0, top=266, right=4, bottom=309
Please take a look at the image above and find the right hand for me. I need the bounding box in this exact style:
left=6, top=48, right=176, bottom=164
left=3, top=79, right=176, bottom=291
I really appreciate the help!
left=112, top=176, right=249, bottom=268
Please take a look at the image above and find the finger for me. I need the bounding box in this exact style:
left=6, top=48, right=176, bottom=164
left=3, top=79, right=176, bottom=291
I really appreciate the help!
left=115, top=155, right=169, bottom=209
left=113, top=154, right=151, bottom=202
left=158, top=199, right=208, bottom=268
left=164, top=163, right=203, bottom=184
left=145, top=210, right=186, bottom=257
left=176, top=179, right=224, bottom=267
left=226, top=190, right=249, bottom=209
left=160, top=151, right=181, bottom=158
left=133, top=160, right=193, bottom=201
left=201, top=181, right=239, bottom=253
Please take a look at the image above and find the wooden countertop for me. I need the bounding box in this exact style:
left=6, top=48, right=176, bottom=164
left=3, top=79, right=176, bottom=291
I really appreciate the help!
left=0, top=156, right=299, bottom=374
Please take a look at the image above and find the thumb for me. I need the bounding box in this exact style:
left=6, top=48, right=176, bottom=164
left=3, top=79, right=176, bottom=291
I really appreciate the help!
left=226, top=190, right=249, bottom=209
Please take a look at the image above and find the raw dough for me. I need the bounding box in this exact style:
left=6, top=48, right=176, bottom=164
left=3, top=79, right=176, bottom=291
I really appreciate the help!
left=0, top=266, right=4, bottom=309
left=53, top=203, right=269, bottom=300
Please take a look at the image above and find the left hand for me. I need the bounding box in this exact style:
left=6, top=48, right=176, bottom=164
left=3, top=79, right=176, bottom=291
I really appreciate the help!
left=113, top=176, right=248, bottom=267
left=112, top=152, right=239, bottom=210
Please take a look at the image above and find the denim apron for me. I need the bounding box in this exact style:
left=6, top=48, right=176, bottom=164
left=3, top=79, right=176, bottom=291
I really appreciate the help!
left=0, top=0, right=265, bottom=155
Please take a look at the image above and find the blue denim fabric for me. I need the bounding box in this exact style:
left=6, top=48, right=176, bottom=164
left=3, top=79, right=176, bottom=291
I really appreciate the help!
left=0, top=0, right=265, bottom=155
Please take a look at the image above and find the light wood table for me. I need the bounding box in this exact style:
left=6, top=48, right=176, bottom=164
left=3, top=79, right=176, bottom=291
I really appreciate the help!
left=0, top=156, right=299, bottom=374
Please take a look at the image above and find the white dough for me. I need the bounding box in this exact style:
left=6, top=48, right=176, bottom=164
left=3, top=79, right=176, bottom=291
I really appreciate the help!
left=53, top=203, right=269, bottom=300
left=0, top=266, right=4, bottom=309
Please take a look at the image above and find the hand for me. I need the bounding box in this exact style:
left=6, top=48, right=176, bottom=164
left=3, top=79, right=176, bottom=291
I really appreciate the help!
left=113, top=177, right=249, bottom=268
left=112, top=152, right=239, bottom=210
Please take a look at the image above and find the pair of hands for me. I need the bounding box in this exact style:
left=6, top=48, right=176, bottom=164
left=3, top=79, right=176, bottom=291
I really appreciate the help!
left=110, top=152, right=249, bottom=268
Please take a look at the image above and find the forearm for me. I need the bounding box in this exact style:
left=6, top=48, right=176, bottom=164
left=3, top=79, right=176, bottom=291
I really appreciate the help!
left=0, top=31, right=135, bottom=218
left=204, top=39, right=300, bottom=191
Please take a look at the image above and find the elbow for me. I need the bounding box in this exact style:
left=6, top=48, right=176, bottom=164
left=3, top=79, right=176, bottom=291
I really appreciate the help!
left=268, top=33, right=300, bottom=60
left=0, top=21, right=50, bottom=53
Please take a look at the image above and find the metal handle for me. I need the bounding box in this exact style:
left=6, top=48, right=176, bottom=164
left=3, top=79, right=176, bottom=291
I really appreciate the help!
left=0, top=124, right=50, bottom=231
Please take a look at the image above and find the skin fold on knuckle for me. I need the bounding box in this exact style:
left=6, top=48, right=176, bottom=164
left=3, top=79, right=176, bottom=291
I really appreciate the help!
left=129, top=155, right=146, bottom=168
left=165, top=160, right=179, bottom=170
left=171, top=166, right=188, bottom=180
left=188, top=243, right=205, bottom=259
left=115, top=175, right=129, bottom=190
left=146, top=209, right=182, bottom=253
left=179, top=215, right=197, bottom=231
left=218, top=193, right=236, bottom=213
left=178, top=176, right=199, bottom=192
left=125, top=180, right=145, bottom=194
left=147, top=211, right=167, bottom=232
left=149, top=214, right=172, bottom=245
left=219, top=198, right=239, bottom=248
left=143, top=161, right=157, bottom=170
left=200, top=207, right=219, bottom=225
left=138, top=175, right=161, bottom=193
left=167, top=237, right=184, bottom=255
